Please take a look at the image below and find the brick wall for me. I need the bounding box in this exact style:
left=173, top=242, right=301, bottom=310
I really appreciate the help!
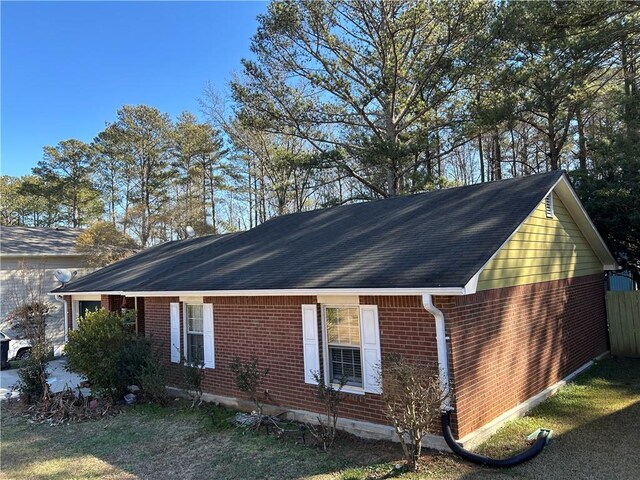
left=438, top=273, right=608, bottom=438
left=101, top=273, right=607, bottom=439
left=144, top=295, right=438, bottom=426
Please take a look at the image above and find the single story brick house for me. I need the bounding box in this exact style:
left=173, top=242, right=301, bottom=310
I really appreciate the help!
left=52, top=171, right=617, bottom=448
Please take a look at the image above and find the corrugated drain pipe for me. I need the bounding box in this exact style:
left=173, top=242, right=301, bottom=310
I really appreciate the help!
left=421, top=294, right=551, bottom=468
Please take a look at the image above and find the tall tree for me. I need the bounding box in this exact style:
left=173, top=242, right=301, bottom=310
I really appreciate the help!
left=101, top=105, right=174, bottom=247
left=500, top=1, right=636, bottom=170
left=232, top=0, right=496, bottom=197
left=173, top=112, right=228, bottom=233
left=24, top=140, right=102, bottom=227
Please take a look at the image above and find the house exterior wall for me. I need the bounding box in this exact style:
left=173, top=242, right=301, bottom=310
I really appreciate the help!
left=143, top=295, right=439, bottom=428
left=85, top=272, right=607, bottom=441
left=438, top=273, right=608, bottom=438
left=477, top=192, right=603, bottom=291
left=0, top=256, right=92, bottom=351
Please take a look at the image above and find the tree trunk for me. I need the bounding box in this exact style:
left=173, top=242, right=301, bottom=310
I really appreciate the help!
left=576, top=108, right=587, bottom=171
left=478, top=134, right=485, bottom=182
left=492, top=128, right=502, bottom=180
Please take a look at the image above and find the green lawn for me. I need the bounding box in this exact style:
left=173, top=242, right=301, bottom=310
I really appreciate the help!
left=1, top=357, right=639, bottom=480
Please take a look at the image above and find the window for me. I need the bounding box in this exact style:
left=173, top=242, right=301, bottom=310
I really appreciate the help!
left=78, top=300, right=101, bottom=319
left=186, top=304, right=204, bottom=365
left=324, top=306, right=362, bottom=388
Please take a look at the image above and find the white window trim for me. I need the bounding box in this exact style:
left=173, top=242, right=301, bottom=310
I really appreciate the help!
left=321, top=304, right=365, bottom=395
left=182, top=300, right=204, bottom=366
left=71, top=295, right=101, bottom=329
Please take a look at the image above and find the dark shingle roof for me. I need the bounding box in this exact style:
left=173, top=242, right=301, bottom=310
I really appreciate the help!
left=54, top=171, right=564, bottom=293
left=1, top=226, right=83, bottom=256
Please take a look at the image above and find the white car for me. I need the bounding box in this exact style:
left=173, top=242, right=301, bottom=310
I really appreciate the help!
left=0, top=331, right=32, bottom=361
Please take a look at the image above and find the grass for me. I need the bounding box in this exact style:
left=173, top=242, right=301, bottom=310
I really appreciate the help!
left=1, top=357, right=639, bottom=480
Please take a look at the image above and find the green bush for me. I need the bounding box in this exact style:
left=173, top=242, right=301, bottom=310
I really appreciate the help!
left=65, top=309, right=160, bottom=400
left=15, top=351, right=48, bottom=403
left=137, top=340, right=168, bottom=405
left=15, top=332, right=54, bottom=404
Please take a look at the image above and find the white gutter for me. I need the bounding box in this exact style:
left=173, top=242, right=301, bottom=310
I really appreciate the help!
left=422, top=294, right=453, bottom=411
left=48, top=287, right=468, bottom=297
left=53, top=294, right=68, bottom=343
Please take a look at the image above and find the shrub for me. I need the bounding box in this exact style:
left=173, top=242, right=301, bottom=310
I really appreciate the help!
left=228, top=356, right=270, bottom=422
left=182, top=356, right=205, bottom=408
left=306, top=371, right=346, bottom=450
left=133, top=338, right=167, bottom=405
left=15, top=349, right=49, bottom=404
left=65, top=309, right=156, bottom=400
left=7, top=298, right=53, bottom=404
left=377, top=355, right=450, bottom=472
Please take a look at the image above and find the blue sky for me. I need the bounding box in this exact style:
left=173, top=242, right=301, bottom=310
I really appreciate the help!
left=1, top=1, right=267, bottom=177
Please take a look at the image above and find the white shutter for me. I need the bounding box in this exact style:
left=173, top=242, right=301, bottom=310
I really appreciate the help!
left=203, top=303, right=215, bottom=369
left=360, top=305, right=382, bottom=394
left=170, top=302, right=181, bottom=363
left=301, top=304, right=320, bottom=384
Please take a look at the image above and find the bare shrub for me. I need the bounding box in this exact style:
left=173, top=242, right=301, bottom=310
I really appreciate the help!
left=228, top=356, right=270, bottom=425
left=6, top=262, right=55, bottom=403
left=181, top=356, right=205, bottom=408
left=306, top=371, right=347, bottom=450
left=377, top=355, right=451, bottom=472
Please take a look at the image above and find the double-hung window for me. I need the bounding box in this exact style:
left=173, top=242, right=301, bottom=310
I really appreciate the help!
left=186, top=304, right=204, bottom=365
left=324, top=306, right=362, bottom=388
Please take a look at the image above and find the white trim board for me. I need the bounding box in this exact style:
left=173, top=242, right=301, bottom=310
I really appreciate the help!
left=457, top=351, right=610, bottom=449
left=49, top=286, right=467, bottom=297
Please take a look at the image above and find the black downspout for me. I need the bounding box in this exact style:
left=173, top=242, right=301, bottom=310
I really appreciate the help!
left=441, top=411, right=551, bottom=468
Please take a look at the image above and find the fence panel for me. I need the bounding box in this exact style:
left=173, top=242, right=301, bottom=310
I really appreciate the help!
left=606, top=291, right=640, bottom=357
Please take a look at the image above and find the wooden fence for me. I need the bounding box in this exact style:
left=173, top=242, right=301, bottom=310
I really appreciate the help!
left=606, top=291, right=640, bottom=357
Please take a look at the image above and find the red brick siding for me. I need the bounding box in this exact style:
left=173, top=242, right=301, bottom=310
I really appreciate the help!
left=144, top=295, right=438, bottom=426
left=439, top=274, right=608, bottom=438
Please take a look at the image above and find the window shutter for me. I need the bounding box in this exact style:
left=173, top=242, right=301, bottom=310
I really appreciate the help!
left=203, top=303, right=215, bottom=369
left=170, top=302, right=181, bottom=363
left=301, top=304, right=320, bottom=384
left=360, top=305, right=382, bottom=394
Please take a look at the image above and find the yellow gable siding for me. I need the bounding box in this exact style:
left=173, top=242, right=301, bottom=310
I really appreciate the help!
left=477, top=192, right=603, bottom=291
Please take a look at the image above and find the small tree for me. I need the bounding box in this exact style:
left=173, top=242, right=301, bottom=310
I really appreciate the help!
left=306, top=371, right=347, bottom=450
left=75, top=221, right=138, bottom=267
left=6, top=262, right=55, bottom=404
left=377, top=355, right=450, bottom=472
left=228, top=356, right=270, bottom=423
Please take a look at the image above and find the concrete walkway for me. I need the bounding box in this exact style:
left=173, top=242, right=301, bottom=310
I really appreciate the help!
left=0, top=358, right=85, bottom=400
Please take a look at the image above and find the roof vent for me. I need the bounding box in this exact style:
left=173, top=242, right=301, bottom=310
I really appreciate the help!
left=545, top=194, right=554, bottom=219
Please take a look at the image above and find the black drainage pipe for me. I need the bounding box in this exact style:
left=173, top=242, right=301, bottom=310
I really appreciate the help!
left=441, top=411, right=551, bottom=468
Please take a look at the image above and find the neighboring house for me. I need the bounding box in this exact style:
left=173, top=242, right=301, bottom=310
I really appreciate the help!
left=1, top=226, right=94, bottom=354
left=53, top=171, right=617, bottom=449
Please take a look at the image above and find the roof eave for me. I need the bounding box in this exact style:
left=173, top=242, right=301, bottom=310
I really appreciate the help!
left=48, top=286, right=468, bottom=297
